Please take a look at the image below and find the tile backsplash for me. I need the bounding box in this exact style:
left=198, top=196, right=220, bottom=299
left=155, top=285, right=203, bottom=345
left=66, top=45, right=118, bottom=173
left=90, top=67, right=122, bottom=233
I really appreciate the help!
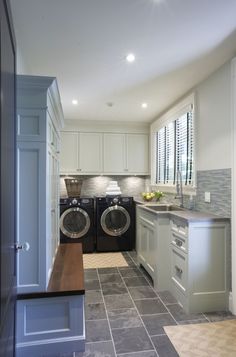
left=195, top=169, right=231, bottom=218
left=60, top=175, right=148, bottom=199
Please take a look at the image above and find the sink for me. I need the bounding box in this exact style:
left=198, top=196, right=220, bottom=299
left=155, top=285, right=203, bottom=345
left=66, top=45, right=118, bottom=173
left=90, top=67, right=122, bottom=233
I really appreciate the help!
left=144, top=204, right=185, bottom=212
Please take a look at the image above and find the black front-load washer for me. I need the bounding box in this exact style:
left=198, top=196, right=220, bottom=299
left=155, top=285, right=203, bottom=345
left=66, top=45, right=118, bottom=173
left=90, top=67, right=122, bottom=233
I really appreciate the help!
left=96, top=196, right=134, bottom=252
left=60, top=197, right=95, bottom=253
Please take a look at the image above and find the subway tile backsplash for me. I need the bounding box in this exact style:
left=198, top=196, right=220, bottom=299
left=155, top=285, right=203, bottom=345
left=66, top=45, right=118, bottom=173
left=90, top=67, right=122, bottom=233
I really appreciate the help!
left=60, top=169, right=231, bottom=217
left=60, top=175, right=147, bottom=199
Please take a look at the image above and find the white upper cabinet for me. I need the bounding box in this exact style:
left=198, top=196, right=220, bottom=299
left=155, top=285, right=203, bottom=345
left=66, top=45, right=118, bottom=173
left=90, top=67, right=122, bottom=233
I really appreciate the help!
left=60, top=132, right=103, bottom=174
left=104, top=133, right=149, bottom=174
left=60, top=132, right=78, bottom=173
left=103, top=133, right=126, bottom=173
left=60, top=131, right=149, bottom=175
left=79, top=132, right=103, bottom=173
left=126, top=134, right=149, bottom=174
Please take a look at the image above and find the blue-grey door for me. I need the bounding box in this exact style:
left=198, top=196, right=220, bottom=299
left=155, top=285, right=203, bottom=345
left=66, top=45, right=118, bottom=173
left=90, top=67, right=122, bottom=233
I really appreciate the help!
left=0, top=0, right=16, bottom=356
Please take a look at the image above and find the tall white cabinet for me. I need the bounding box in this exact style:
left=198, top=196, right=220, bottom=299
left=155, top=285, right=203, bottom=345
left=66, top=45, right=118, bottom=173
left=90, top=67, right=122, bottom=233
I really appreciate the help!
left=16, top=75, right=64, bottom=294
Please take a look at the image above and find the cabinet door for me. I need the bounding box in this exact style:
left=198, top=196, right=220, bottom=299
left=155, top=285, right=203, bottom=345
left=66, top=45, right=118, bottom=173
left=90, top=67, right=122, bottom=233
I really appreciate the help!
left=103, top=133, right=126, bottom=173
left=60, top=132, right=78, bottom=173
left=126, top=134, right=149, bottom=174
left=78, top=133, right=103, bottom=173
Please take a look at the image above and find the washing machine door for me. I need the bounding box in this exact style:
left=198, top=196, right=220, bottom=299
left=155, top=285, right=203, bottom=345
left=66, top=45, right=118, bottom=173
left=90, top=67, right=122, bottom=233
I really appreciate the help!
left=101, top=205, right=131, bottom=237
left=60, top=207, right=90, bottom=238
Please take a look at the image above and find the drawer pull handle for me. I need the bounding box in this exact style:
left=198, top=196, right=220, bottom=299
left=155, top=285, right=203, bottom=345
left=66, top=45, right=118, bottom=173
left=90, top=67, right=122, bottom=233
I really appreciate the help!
left=175, top=239, right=183, bottom=247
left=175, top=265, right=183, bottom=274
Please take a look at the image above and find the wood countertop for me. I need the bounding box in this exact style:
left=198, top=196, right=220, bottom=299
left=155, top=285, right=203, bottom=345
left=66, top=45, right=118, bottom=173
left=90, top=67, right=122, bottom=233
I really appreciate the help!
left=18, top=243, right=85, bottom=300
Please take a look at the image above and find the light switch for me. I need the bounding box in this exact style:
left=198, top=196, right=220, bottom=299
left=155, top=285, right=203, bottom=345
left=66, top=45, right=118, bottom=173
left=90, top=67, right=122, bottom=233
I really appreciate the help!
left=204, top=192, right=211, bottom=203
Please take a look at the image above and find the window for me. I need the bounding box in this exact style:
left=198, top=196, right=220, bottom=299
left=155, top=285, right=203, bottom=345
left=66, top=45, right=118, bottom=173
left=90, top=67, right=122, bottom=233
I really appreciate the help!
left=155, top=107, right=194, bottom=186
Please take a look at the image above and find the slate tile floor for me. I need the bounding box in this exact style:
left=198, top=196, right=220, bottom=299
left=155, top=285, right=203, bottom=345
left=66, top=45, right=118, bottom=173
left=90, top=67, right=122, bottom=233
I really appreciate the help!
left=51, top=251, right=235, bottom=357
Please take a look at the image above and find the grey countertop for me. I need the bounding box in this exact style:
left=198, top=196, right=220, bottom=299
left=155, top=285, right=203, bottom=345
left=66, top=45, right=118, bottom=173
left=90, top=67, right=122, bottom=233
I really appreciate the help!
left=134, top=198, right=230, bottom=223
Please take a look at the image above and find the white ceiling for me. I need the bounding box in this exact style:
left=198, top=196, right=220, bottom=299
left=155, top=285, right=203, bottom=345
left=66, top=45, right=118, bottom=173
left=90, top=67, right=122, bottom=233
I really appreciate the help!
left=10, top=0, right=236, bottom=123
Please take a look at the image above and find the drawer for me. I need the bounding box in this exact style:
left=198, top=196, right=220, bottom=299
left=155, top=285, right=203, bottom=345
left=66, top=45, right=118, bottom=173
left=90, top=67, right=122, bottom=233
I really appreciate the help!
left=171, top=231, right=187, bottom=253
left=171, top=246, right=187, bottom=295
left=170, top=219, right=188, bottom=237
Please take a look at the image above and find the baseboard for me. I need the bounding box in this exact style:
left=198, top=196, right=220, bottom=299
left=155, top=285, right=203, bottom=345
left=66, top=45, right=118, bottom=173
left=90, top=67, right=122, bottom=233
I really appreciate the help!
left=229, top=291, right=233, bottom=313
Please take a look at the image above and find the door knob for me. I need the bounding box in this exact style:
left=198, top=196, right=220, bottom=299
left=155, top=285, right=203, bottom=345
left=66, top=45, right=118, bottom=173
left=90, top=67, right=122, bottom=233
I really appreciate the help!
left=15, top=242, right=30, bottom=252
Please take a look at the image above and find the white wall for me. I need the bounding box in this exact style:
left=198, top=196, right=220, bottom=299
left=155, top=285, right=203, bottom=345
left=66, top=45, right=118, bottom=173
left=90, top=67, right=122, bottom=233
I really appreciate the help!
left=195, top=61, right=231, bottom=170
left=63, top=119, right=149, bottom=134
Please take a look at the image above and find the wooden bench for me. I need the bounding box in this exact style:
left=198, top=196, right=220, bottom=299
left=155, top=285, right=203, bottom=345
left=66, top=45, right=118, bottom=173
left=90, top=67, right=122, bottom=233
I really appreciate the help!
left=16, top=243, right=85, bottom=357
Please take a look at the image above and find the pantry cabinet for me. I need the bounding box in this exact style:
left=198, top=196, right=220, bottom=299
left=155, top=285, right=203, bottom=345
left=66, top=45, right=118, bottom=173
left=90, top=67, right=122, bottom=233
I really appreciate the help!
left=60, top=131, right=149, bottom=175
left=17, top=75, right=64, bottom=293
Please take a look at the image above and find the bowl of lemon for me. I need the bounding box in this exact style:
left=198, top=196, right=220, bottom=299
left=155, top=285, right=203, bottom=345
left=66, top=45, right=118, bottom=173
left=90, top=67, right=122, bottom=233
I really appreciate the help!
left=142, top=192, right=155, bottom=201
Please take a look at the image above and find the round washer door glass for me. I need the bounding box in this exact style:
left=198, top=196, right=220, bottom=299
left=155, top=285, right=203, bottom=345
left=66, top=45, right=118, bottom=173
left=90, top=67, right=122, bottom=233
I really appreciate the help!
left=101, top=206, right=130, bottom=237
left=60, top=207, right=90, bottom=238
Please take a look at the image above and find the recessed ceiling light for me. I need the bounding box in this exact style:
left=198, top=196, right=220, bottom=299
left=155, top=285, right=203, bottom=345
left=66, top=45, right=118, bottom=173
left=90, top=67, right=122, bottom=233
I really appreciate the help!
left=126, top=53, right=135, bottom=63
left=142, top=103, right=148, bottom=109
left=72, top=99, right=78, bottom=105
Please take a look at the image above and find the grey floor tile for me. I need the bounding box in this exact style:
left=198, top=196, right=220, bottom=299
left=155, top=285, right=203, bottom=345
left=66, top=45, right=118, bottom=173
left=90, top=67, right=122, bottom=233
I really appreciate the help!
left=84, top=268, right=97, bottom=273
left=128, top=286, right=157, bottom=300
left=85, top=303, right=106, bottom=320
left=123, top=276, right=149, bottom=287
left=101, top=282, right=128, bottom=295
left=119, top=267, right=143, bottom=277
left=98, top=267, right=119, bottom=275
left=85, top=279, right=101, bottom=291
left=151, top=335, right=179, bottom=357
left=75, top=341, right=116, bottom=357
left=86, top=319, right=111, bottom=342
left=178, top=318, right=208, bottom=325
left=127, top=250, right=138, bottom=258
left=108, top=308, right=142, bottom=329
left=142, top=313, right=177, bottom=336
left=167, top=303, right=205, bottom=322
left=117, top=351, right=158, bottom=357
left=204, top=310, right=236, bottom=322
left=157, top=290, right=177, bottom=305
left=99, top=273, right=123, bottom=284
left=124, top=257, right=137, bottom=267
left=84, top=270, right=98, bottom=280
left=112, top=326, right=153, bottom=354
left=134, top=298, right=167, bottom=315
left=104, top=293, right=134, bottom=310
left=85, top=290, right=103, bottom=304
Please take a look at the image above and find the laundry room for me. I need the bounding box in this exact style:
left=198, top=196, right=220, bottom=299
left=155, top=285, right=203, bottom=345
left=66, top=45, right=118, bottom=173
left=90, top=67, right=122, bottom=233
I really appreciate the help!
left=3, top=1, right=236, bottom=357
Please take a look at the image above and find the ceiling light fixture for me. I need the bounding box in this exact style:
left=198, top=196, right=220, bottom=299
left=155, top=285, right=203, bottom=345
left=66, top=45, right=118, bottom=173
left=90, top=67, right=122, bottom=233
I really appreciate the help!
left=72, top=99, right=78, bottom=105
left=126, top=53, right=135, bottom=63
left=142, top=103, right=148, bottom=109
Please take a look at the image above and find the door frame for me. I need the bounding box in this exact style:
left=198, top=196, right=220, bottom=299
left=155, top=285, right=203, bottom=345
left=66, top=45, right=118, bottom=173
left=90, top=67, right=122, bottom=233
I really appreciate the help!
left=231, top=57, right=236, bottom=314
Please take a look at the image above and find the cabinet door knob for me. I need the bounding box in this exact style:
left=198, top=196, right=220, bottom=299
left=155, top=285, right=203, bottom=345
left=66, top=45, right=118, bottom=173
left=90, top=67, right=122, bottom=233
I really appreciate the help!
left=175, top=265, right=183, bottom=274
left=175, top=238, right=183, bottom=247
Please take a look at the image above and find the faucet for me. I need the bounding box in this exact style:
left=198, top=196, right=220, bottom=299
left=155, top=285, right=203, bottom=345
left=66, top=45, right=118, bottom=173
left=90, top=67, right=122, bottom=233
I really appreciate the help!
left=175, top=170, right=184, bottom=207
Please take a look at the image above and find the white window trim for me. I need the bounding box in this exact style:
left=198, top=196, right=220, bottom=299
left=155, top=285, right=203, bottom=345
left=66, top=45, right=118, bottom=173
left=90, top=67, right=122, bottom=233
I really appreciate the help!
left=150, top=92, right=196, bottom=194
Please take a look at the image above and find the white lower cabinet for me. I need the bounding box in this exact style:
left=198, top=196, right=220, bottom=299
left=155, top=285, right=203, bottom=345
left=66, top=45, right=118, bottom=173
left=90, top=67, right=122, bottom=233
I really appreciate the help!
left=136, top=206, right=170, bottom=291
left=170, top=218, right=230, bottom=313
left=16, top=295, right=85, bottom=357
left=136, top=205, right=230, bottom=313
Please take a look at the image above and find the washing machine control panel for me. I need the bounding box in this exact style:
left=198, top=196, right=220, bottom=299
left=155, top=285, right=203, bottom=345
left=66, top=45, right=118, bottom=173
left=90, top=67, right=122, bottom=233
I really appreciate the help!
left=71, top=198, right=78, bottom=205
left=112, top=197, right=119, bottom=204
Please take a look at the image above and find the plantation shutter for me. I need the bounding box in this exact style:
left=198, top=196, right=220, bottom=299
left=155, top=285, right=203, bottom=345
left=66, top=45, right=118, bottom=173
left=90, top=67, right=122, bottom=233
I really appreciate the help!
left=166, top=121, right=175, bottom=184
left=156, top=127, right=165, bottom=184
left=155, top=108, right=194, bottom=186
